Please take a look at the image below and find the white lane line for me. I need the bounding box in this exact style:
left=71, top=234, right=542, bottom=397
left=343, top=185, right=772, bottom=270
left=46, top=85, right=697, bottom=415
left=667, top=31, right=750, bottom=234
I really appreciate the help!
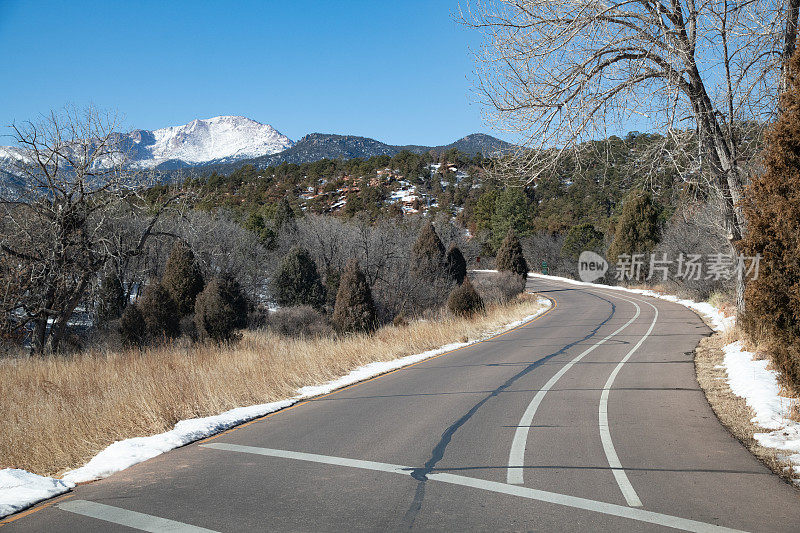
left=199, top=443, right=747, bottom=533
left=56, top=500, right=218, bottom=532
left=506, top=296, right=641, bottom=485
left=200, top=442, right=410, bottom=475
left=594, top=292, right=659, bottom=508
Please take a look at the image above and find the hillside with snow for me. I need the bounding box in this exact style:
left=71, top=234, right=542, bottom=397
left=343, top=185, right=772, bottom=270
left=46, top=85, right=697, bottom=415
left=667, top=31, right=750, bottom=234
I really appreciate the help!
left=0, top=116, right=294, bottom=172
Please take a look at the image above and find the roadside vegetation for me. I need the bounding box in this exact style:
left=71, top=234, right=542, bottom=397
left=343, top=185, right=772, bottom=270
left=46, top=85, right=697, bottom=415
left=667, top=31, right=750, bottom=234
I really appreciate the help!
left=0, top=287, right=545, bottom=478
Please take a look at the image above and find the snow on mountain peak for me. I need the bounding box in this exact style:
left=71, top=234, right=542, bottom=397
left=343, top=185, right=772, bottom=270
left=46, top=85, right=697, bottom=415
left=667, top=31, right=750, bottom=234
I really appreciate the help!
left=142, top=116, right=294, bottom=166
left=0, top=116, right=294, bottom=172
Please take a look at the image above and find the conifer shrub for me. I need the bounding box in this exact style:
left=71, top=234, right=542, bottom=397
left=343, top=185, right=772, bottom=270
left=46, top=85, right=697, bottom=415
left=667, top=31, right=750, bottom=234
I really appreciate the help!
left=332, top=258, right=377, bottom=334
left=447, top=277, right=485, bottom=317
left=740, top=48, right=800, bottom=391
left=411, top=221, right=446, bottom=280
left=119, top=304, right=147, bottom=346
left=194, top=274, right=249, bottom=343
left=96, top=271, right=126, bottom=325
left=139, top=283, right=180, bottom=341
left=161, top=242, right=204, bottom=317
left=445, top=244, right=467, bottom=284
left=607, top=189, right=660, bottom=266
left=496, top=229, right=528, bottom=277
left=273, top=246, right=326, bottom=309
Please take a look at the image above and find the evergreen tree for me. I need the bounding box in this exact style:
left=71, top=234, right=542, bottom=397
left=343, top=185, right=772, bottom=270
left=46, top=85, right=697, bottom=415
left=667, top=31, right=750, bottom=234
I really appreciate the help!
left=496, top=230, right=529, bottom=277
left=161, top=242, right=204, bottom=317
left=490, top=189, right=532, bottom=250
left=274, top=197, right=296, bottom=231
left=273, top=246, right=326, bottom=309
left=195, top=274, right=249, bottom=343
left=119, top=303, right=146, bottom=346
left=607, top=190, right=661, bottom=265
left=332, top=259, right=377, bottom=334
left=411, top=221, right=446, bottom=279
left=139, top=283, right=180, bottom=340
left=562, top=223, right=605, bottom=261
left=740, top=48, right=800, bottom=390
left=447, top=277, right=485, bottom=317
left=96, top=270, right=126, bottom=325
left=243, top=212, right=277, bottom=249
left=445, top=244, right=467, bottom=284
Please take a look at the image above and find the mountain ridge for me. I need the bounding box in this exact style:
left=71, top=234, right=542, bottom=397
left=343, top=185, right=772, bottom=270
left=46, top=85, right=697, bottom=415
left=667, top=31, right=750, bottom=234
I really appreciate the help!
left=0, top=115, right=516, bottom=178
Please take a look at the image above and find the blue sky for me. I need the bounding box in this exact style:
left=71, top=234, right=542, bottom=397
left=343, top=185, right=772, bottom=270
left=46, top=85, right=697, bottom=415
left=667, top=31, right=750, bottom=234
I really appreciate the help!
left=0, top=0, right=505, bottom=146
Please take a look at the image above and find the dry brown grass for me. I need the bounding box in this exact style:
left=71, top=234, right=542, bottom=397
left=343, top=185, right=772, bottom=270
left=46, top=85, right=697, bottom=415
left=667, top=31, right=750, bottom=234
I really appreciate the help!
left=0, top=295, right=546, bottom=478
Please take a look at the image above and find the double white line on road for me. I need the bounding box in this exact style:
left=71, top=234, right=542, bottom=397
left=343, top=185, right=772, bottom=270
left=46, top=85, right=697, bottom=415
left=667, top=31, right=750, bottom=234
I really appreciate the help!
left=199, top=442, right=747, bottom=533
left=506, top=289, right=658, bottom=508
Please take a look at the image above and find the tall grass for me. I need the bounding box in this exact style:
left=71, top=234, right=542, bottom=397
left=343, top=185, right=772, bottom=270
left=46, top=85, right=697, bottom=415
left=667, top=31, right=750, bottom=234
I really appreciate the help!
left=0, top=295, right=545, bottom=478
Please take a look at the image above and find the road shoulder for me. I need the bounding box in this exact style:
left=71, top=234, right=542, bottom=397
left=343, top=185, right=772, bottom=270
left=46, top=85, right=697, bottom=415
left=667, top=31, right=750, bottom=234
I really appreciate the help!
left=695, top=332, right=798, bottom=487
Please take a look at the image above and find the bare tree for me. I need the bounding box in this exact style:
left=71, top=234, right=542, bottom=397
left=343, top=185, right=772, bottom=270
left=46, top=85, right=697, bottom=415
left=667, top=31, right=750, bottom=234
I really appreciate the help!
left=462, top=0, right=798, bottom=306
left=0, top=106, right=179, bottom=353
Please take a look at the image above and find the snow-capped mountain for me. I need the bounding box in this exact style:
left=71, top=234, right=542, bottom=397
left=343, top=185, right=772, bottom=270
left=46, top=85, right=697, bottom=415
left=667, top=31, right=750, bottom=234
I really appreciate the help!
left=125, top=115, right=293, bottom=167
left=0, top=116, right=294, bottom=171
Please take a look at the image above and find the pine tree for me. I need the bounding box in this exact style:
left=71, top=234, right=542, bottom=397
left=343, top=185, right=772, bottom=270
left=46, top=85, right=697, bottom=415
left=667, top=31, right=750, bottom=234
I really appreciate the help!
left=562, top=223, right=605, bottom=261
left=411, top=221, right=446, bottom=280
left=138, top=283, right=180, bottom=340
left=445, top=244, right=467, bottom=284
left=119, top=303, right=146, bottom=346
left=332, top=259, right=377, bottom=334
left=96, top=270, right=126, bottom=325
left=161, top=242, right=204, bottom=317
left=447, top=277, right=485, bottom=317
left=607, top=190, right=660, bottom=264
left=274, top=197, right=296, bottom=232
left=195, top=274, right=249, bottom=343
left=496, top=230, right=528, bottom=277
left=490, top=188, right=532, bottom=250
left=740, top=48, right=800, bottom=390
left=273, top=247, right=326, bottom=309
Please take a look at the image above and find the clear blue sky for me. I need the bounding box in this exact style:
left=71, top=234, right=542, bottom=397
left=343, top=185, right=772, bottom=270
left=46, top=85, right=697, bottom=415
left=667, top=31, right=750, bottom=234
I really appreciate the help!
left=0, top=0, right=506, bottom=146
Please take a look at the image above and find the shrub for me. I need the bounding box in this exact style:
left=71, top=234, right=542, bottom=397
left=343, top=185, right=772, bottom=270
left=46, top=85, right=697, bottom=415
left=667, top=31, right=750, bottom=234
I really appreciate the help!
left=474, top=271, right=526, bottom=305
left=273, top=246, right=326, bottom=309
left=139, top=283, right=180, bottom=341
left=332, top=259, right=377, bottom=334
left=119, top=304, right=146, bottom=346
left=268, top=306, right=332, bottom=338
left=740, top=48, right=800, bottom=391
left=96, top=271, right=126, bottom=325
left=496, top=229, right=528, bottom=277
left=445, top=244, right=467, bottom=284
left=195, top=274, right=249, bottom=343
left=161, top=242, right=204, bottom=317
left=447, top=277, right=485, bottom=317
left=411, top=221, right=446, bottom=280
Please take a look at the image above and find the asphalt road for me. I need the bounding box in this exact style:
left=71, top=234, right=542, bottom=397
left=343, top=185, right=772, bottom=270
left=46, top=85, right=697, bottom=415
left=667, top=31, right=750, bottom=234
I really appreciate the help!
left=4, top=277, right=800, bottom=532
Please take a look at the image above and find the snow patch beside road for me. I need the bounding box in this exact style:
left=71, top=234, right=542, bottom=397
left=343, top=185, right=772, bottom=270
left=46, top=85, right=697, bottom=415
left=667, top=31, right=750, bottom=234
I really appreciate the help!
left=0, top=470, right=74, bottom=518
left=0, top=297, right=551, bottom=518
left=723, top=342, right=800, bottom=478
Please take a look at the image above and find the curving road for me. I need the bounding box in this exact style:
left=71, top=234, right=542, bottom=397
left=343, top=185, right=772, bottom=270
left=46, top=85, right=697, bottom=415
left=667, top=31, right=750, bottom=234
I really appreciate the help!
left=3, top=276, right=800, bottom=532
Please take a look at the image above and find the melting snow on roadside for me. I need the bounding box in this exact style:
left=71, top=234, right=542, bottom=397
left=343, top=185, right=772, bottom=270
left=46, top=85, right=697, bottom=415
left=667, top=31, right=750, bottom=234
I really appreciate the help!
left=722, top=341, right=800, bottom=480
left=0, top=297, right=551, bottom=518
left=0, top=469, right=74, bottom=518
